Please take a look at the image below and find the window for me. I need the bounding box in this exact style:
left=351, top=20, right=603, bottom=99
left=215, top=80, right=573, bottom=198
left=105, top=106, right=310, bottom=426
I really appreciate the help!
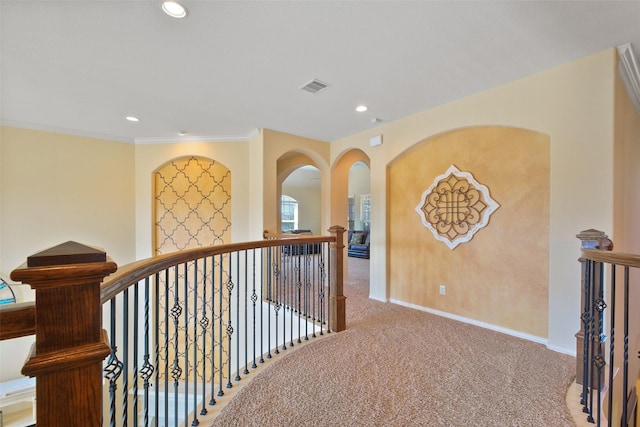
left=362, top=194, right=371, bottom=231
left=281, top=195, right=298, bottom=232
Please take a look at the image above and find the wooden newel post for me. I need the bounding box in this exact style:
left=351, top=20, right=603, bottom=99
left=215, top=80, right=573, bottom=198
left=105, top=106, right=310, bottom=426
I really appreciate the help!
left=10, top=241, right=117, bottom=427
left=328, top=225, right=346, bottom=332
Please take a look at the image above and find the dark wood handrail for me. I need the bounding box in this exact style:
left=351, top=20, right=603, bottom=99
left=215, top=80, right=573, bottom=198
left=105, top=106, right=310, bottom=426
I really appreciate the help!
left=0, top=301, right=36, bottom=340
left=101, top=234, right=334, bottom=302
left=581, top=248, right=640, bottom=268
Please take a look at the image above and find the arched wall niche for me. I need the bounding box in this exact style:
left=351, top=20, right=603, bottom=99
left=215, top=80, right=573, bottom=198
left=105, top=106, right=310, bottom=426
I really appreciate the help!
left=153, top=155, right=232, bottom=254
left=388, top=125, right=550, bottom=338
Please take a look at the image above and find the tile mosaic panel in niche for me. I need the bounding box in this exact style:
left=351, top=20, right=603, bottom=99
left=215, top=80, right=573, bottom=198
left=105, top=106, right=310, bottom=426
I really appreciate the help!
left=415, top=165, right=499, bottom=250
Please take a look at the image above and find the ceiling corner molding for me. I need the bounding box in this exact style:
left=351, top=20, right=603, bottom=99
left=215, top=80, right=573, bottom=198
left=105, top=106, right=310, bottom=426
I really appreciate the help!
left=0, top=119, right=135, bottom=143
left=617, top=43, right=640, bottom=115
left=134, top=128, right=260, bottom=144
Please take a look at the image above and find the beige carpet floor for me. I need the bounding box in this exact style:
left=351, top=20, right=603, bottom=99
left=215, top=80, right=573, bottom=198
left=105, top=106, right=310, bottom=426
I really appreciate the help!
left=211, top=257, right=576, bottom=426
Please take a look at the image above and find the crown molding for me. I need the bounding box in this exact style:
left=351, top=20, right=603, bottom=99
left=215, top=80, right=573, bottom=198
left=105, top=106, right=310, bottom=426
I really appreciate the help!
left=0, top=119, right=134, bottom=143
left=617, top=43, right=640, bottom=115
left=1, top=120, right=260, bottom=144
left=133, top=128, right=260, bottom=144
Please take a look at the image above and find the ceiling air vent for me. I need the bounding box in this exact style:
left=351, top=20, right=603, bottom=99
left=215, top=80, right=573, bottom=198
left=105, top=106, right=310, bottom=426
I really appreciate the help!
left=300, top=79, right=330, bottom=94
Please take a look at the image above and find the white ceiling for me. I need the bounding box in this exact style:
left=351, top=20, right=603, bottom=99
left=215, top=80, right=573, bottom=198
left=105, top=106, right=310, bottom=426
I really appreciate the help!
left=2, top=1, right=639, bottom=143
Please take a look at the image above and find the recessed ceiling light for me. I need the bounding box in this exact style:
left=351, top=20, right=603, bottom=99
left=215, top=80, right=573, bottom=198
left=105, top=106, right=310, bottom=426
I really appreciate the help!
left=178, top=131, right=189, bottom=136
left=126, top=116, right=140, bottom=122
left=162, top=1, right=188, bottom=19
left=355, top=105, right=368, bottom=113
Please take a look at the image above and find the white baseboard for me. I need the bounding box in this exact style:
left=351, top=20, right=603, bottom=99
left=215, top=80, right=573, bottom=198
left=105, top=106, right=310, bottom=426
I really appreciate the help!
left=388, top=298, right=567, bottom=352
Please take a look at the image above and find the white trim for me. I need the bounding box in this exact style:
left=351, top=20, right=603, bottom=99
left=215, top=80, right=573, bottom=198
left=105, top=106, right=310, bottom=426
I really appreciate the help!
left=0, top=119, right=134, bottom=143
left=546, top=343, right=576, bottom=357
left=389, top=298, right=551, bottom=346
left=617, top=43, right=640, bottom=116
left=134, top=128, right=259, bottom=144
left=0, top=119, right=260, bottom=144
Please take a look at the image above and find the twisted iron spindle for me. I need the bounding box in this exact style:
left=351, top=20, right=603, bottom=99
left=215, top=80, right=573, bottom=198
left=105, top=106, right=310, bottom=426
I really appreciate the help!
left=251, top=249, right=258, bottom=370
left=209, top=256, right=217, bottom=407
left=217, top=254, right=224, bottom=397
left=226, top=254, right=234, bottom=389
left=199, top=257, right=209, bottom=417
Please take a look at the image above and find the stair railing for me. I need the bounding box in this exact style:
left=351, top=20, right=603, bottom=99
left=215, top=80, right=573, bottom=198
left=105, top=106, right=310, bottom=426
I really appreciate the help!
left=4, top=225, right=345, bottom=426
left=576, top=229, right=640, bottom=426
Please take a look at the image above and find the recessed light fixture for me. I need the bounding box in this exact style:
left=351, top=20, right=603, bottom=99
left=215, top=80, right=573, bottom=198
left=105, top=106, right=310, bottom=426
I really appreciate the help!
left=162, top=1, right=188, bottom=19
left=126, top=116, right=140, bottom=122
left=355, top=105, right=368, bottom=113
left=178, top=131, right=189, bottom=136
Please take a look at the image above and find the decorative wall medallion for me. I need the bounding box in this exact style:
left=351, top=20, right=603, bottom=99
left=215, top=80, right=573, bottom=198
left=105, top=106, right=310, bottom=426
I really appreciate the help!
left=415, top=165, right=499, bottom=250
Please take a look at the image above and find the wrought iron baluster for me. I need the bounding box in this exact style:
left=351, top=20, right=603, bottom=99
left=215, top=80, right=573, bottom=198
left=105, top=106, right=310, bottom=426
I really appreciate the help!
left=122, top=288, right=129, bottom=426
left=217, top=254, right=224, bottom=397
left=243, top=250, right=250, bottom=376
left=209, top=255, right=217, bottom=406
left=251, top=249, right=258, bottom=369
left=594, top=261, right=606, bottom=426
left=154, top=272, right=161, bottom=427
left=273, top=250, right=280, bottom=356
left=191, top=259, right=199, bottom=427
left=171, top=264, right=182, bottom=427
left=263, top=247, right=270, bottom=363
left=163, top=268, right=170, bottom=426
left=622, top=265, right=630, bottom=427
left=580, top=259, right=590, bottom=408
left=297, top=250, right=304, bottom=344
left=133, top=282, right=140, bottom=427
left=104, top=298, right=123, bottom=427
left=322, top=249, right=332, bottom=336
left=182, top=262, right=191, bottom=427
left=200, top=257, right=209, bottom=417
left=607, top=265, right=616, bottom=425
left=226, top=254, right=234, bottom=389
left=235, top=252, right=241, bottom=382
left=585, top=260, right=595, bottom=423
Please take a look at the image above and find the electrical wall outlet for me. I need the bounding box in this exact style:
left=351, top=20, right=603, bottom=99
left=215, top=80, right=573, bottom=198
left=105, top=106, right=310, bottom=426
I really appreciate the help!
left=439, top=284, right=446, bottom=295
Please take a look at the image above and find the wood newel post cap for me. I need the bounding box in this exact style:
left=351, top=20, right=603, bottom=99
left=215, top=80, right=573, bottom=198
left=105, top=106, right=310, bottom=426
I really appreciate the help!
left=576, top=229, right=613, bottom=261
left=11, top=241, right=118, bottom=287
left=328, top=225, right=346, bottom=248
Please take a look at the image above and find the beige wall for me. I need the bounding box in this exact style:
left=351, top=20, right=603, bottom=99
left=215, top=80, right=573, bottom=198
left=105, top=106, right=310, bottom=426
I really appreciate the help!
left=0, top=126, right=136, bottom=381
left=389, top=126, right=549, bottom=338
left=281, top=185, right=322, bottom=234
left=613, top=57, right=640, bottom=398
left=331, top=49, right=618, bottom=354
left=0, top=126, right=136, bottom=284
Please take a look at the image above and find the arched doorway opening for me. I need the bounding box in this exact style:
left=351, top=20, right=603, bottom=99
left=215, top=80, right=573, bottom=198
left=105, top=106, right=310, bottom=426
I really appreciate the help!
left=280, top=165, right=321, bottom=234
left=277, top=151, right=326, bottom=235
left=331, top=149, right=371, bottom=291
